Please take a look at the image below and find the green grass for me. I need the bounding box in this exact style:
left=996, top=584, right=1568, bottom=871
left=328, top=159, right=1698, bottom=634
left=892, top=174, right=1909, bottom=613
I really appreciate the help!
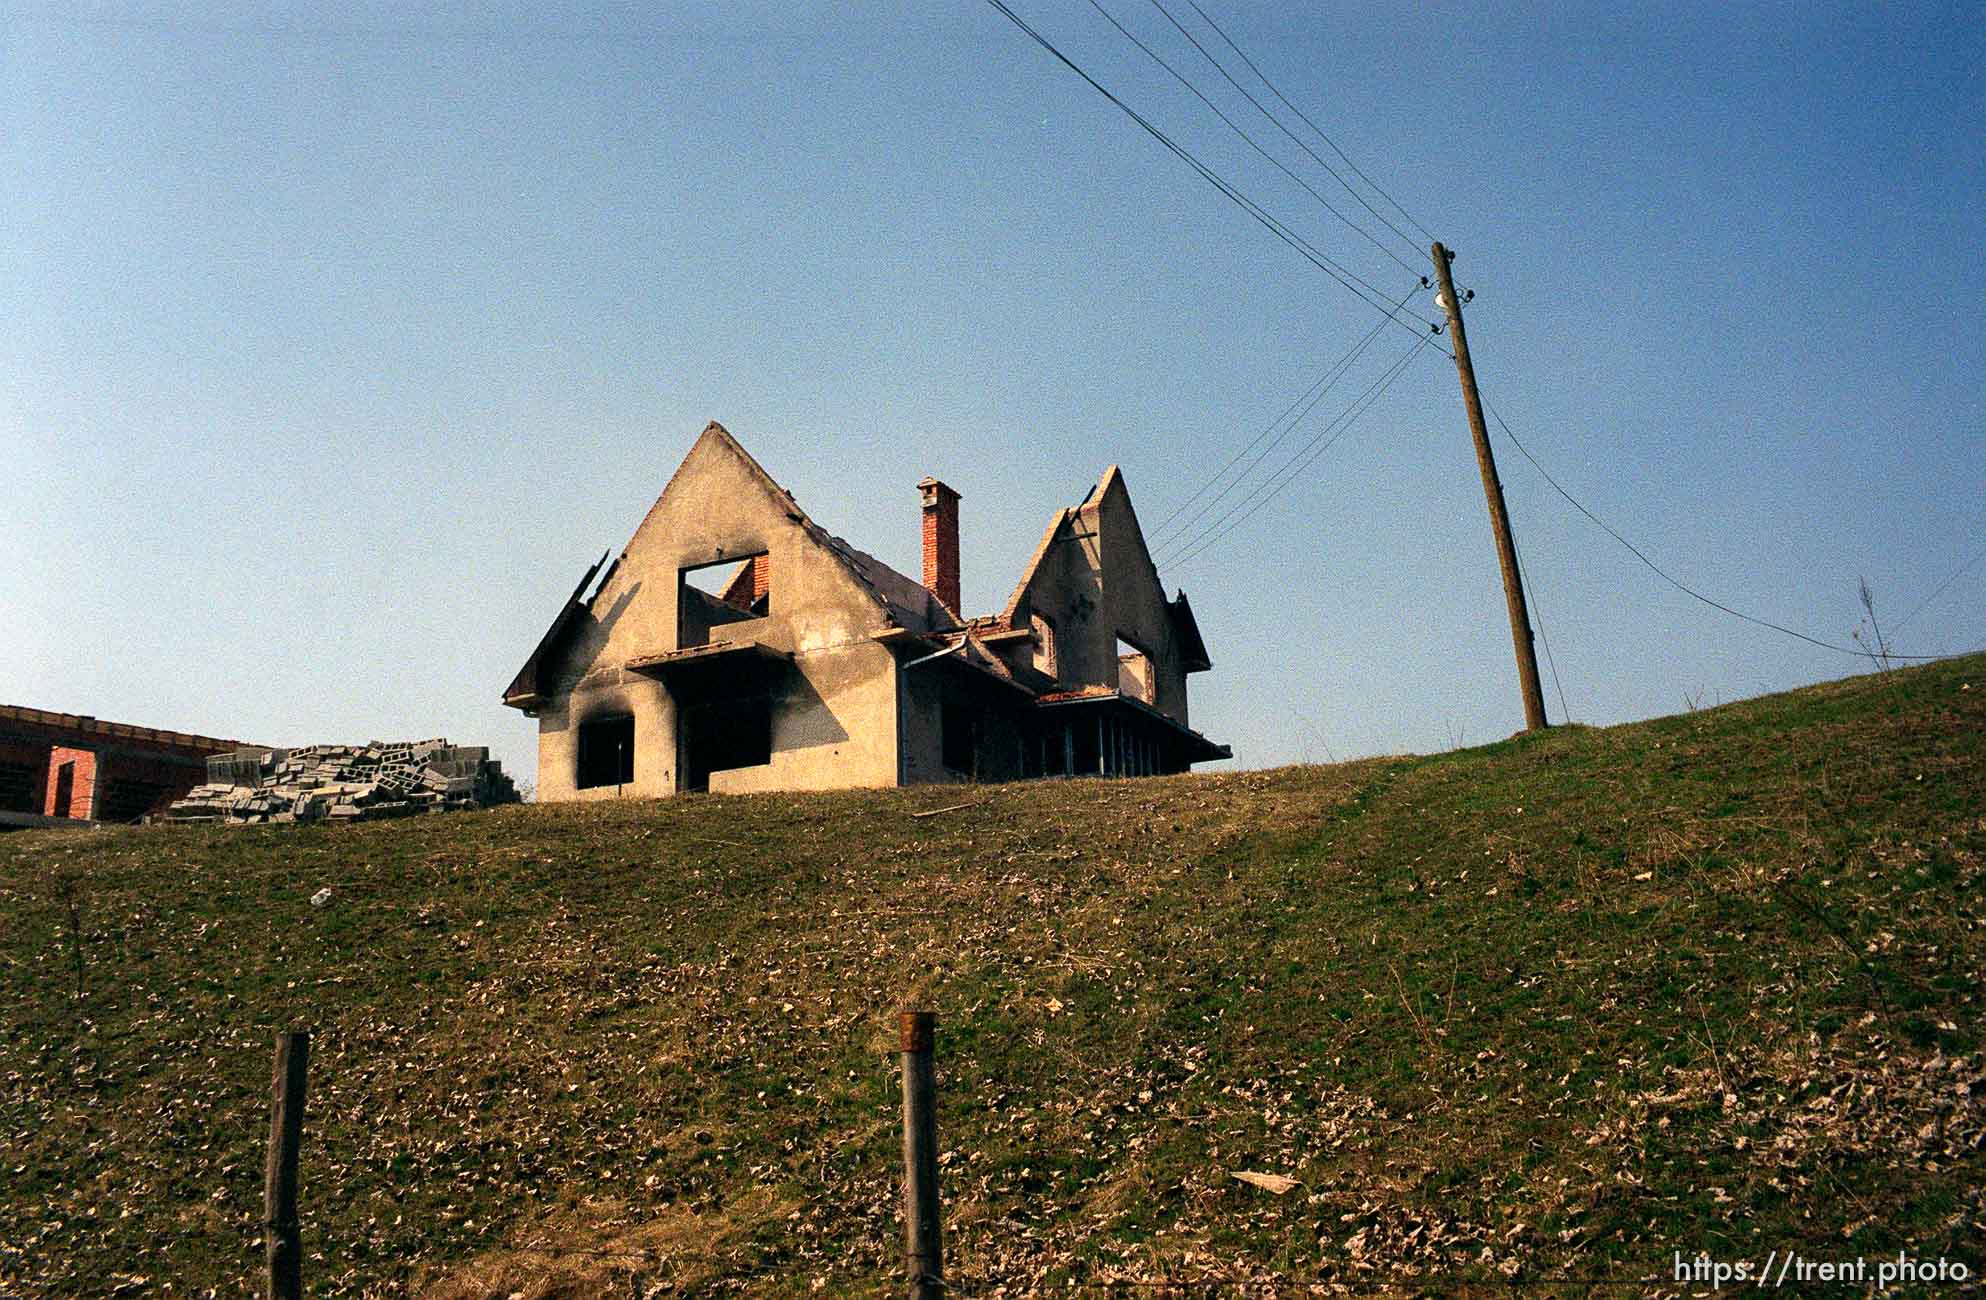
left=3, top=657, right=1983, bottom=1296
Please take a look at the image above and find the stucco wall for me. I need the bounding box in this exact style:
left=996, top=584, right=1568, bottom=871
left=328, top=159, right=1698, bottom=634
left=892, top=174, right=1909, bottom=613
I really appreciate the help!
left=709, top=640, right=899, bottom=793
left=897, top=664, right=953, bottom=787
left=898, top=658, right=1035, bottom=786
left=1086, top=473, right=1190, bottom=726
left=534, top=677, right=675, bottom=802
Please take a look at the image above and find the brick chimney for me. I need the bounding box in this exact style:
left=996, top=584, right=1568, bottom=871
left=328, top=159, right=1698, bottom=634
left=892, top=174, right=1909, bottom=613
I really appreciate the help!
left=919, top=477, right=961, bottom=615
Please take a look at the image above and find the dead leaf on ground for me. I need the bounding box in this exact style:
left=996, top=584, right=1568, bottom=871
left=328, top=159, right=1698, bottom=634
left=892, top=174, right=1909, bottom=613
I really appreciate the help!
left=1231, top=1170, right=1299, bottom=1195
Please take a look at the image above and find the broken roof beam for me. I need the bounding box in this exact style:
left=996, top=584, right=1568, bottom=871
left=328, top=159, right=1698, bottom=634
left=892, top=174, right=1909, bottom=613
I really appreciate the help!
left=1169, top=591, right=1213, bottom=673
left=624, top=640, right=793, bottom=677
left=501, top=551, right=610, bottom=709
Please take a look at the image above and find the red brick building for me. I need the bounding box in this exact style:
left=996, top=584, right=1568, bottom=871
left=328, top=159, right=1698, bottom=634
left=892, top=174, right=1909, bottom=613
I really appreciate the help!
left=0, top=706, right=255, bottom=827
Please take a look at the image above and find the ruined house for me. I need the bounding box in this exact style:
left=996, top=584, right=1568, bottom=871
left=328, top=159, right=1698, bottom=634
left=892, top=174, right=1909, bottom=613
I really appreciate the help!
left=503, top=422, right=1228, bottom=801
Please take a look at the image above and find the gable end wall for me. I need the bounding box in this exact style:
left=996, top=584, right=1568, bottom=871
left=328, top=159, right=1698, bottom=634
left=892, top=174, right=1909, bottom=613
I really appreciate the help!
left=1001, top=472, right=1190, bottom=726
left=533, top=427, right=903, bottom=800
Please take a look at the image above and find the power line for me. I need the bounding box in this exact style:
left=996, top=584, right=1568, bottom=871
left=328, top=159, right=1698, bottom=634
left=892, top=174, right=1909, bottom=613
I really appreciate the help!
left=1149, top=0, right=1425, bottom=260
left=1483, top=401, right=1965, bottom=663
left=1161, top=334, right=1430, bottom=569
left=1149, top=299, right=1395, bottom=546
left=1149, top=282, right=1417, bottom=546
left=981, top=0, right=1440, bottom=342
left=1181, top=0, right=1438, bottom=247
left=1147, top=324, right=1377, bottom=543
left=1160, top=329, right=1432, bottom=564
left=1086, top=0, right=1421, bottom=277
left=1162, top=331, right=1434, bottom=570
left=1892, top=541, right=1986, bottom=635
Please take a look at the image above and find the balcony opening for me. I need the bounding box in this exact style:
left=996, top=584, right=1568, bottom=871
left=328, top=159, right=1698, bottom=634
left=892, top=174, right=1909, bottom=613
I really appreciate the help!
left=576, top=714, right=635, bottom=790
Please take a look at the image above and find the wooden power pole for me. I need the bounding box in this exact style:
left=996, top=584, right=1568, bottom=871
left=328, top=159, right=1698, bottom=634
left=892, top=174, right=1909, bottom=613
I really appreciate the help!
left=1431, top=242, right=1549, bottom=731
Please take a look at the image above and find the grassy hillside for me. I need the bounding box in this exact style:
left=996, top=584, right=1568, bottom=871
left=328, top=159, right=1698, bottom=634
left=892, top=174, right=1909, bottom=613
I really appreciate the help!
left=3, top=657, right=1983, bottom=1297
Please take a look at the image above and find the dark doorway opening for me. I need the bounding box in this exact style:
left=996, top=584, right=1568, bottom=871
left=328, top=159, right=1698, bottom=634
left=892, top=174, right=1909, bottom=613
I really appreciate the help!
left=51, top=761, right=76, bottom=818
left=1072, top=719, right=1101, bottom=775
left=681, top=694, right=772, bottom=792
left=576, top=715, right=635, bottom=790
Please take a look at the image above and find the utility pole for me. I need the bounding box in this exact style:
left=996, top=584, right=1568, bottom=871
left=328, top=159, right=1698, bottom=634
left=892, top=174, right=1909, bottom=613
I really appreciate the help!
left=1431, top=242, right=1548, bottom=731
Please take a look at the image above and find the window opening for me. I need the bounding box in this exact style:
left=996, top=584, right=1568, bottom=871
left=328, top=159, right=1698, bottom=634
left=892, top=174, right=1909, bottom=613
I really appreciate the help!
left=1116, top=635, right=1154, bottom=704
left=0, top=760, right=35, bottom=813
left=576, top=715, right=635, bottom=790
left=680, top=553, right=770, bottom=646
left=100, top=778, right=169, bottom=823
left=1031, top=613, right=1058, bottom=679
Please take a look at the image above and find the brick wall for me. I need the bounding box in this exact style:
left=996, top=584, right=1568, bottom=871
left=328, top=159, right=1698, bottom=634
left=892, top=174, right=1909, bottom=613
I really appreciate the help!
left=716, top=554, right=771, bottom=610
left=0, top=706, right=252, bottom=824
left=97, top=751, right=209, bottom=821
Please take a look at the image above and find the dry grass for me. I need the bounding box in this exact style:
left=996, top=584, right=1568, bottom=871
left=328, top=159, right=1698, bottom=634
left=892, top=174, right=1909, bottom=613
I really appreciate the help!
left=2, top=657, right=1982, bottom=1296
left=421, top=1189, right=800, bottom=1299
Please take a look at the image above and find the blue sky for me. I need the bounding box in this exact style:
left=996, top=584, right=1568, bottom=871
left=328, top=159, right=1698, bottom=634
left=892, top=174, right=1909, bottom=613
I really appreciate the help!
left=5, top=1, right=1981, bottom=785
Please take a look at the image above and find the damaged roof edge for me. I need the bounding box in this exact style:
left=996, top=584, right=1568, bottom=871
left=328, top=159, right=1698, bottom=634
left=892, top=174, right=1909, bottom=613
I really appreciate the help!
left=675, top=424, right=946, bottom=638
left=1034, top=687, right=1231, bottom=761
left=817, top=529, right=960, bottom=636
left=997, top=506, right=1073, bottom=627
left=501, top=551, right=607, bottom=707
left=1170, top=590, right=1213, bottom=673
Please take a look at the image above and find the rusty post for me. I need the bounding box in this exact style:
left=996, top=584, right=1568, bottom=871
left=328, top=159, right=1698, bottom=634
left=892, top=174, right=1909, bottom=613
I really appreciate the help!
left=1431, top=241, right=1549, bottom=731
left=899, top=1010, right=942, bottom=1298
left=264, top=1030, right=309, bottom=1300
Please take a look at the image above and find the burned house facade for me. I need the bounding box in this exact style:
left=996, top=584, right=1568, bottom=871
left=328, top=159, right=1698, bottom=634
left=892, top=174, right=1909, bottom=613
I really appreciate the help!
left=504, top=422, right=1228, bottom=801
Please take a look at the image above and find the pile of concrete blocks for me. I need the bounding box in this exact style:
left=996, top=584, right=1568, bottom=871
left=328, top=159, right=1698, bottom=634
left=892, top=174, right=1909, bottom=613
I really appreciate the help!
left=166, top=739, right=519, bottom=825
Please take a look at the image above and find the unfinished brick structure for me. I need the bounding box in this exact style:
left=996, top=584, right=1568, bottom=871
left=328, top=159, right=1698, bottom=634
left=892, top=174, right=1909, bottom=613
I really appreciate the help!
left=504, top=422, right=1228, bottom=801
left=0, top=706, right=254, bottom=828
